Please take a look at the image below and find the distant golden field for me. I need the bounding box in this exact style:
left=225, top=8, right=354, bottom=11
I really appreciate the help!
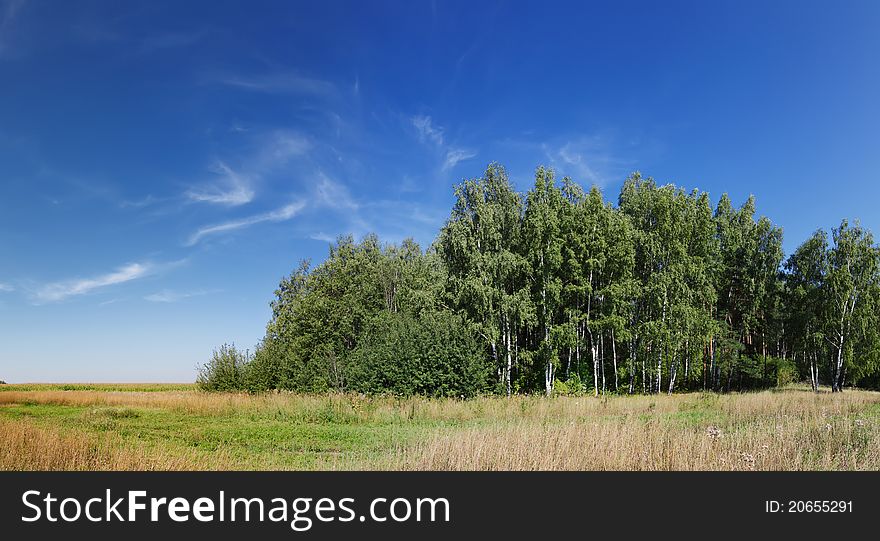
left=1, top=385, right=878, bottom=471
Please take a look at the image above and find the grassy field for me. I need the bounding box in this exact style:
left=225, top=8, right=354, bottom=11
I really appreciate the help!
left=1, top=384, right=879, bottom=470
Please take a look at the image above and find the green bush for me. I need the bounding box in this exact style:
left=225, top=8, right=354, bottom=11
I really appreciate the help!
left=553, top=374, right=587, bottom=396
left=197, top=344, right=249, bottom=392
left=347, top=311, right=491, bottom=398
left=771, top=356, right=800, bottom=387
left=240, top=338, right=286, bottom=392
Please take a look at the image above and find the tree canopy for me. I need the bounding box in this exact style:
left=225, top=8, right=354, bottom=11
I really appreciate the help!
left=199, top=164, right=880, bottom=396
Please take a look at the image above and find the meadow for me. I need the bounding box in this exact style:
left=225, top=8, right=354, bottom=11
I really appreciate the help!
left=1, top=384, right=879, bottom=471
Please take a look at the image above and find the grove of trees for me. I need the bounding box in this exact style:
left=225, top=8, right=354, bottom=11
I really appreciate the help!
left=198, top=164, right=880, bottom=397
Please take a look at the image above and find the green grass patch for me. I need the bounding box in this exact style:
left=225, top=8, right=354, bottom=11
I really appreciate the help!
left=0, top=400, right=437, bottom=469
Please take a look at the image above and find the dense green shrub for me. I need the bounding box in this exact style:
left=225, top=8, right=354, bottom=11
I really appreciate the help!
left=196, top=344, right=249, bottom=392
left=347, top=311, right=491, bottom=397
left=771, top=357, right=800, bottom=387
left=239, top=337, right=287, bottom=392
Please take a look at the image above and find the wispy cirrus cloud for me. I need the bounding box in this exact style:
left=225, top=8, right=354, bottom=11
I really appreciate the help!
left=542, top=136, right=629, bottom=187
left=443, top=148, right=478, bottom=171
left=144, top=289, right=214, bottom=303
left=411, top=114, right=477, bottom=172
left=33, top=260, right=179, bottom=303
left=186, top=201, right=306, bottom=246
left=309, top=232, right=336, bottom=243
left=0, top=282, right=14, bottom=292
left=412, top=115, right=444, bottom=146
left=553, top=141, right=600, bottom=184
left=257, top=130, right=311, bottom=167
left=217, top=71, right=336, bottom=97
left=315, top=172, right=359, bottom=211
left=184, top=131, right=310, bottom=208
left=186, top=162, right=255, bottom=206
left=120, top=194, right=165, bottom=209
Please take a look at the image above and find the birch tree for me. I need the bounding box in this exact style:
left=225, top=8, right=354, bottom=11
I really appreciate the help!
left=437, top=163, right=529, bottom=396
left=824, top=220, right=879, bottom=392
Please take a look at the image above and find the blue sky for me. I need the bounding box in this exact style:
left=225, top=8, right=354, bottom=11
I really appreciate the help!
left=1, top=0, right=879, bottom=382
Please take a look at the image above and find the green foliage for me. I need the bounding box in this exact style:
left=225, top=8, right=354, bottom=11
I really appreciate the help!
left=347, top=311, right=491, bottom=397
left=550, top=375, right=588, bottom=396
left=203, top=163, right=880, bottom=396
left=771, top=357, right=800, bottom=387
left=240, top=337, right=286, bottom=392
left=784, top=220, right=880, bottom=391
left=197, top=344, right=249, bottom=392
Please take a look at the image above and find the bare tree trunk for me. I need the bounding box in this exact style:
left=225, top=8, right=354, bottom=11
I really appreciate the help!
left=710, top=337, right=716, bottom=390
left=492, top=341, right=499, bottom=387
left=513, top=316, right=519, bottom=374
left=506, top=325, right=512, bottom=398
left=804, top=349, right=819, bottom=393
left=566, top=347, right=572, bottom=379
left=833, top=339, right=844, bottom=393
left=656, top=340, right=663, bottom=394
left=600, top=332, right=606, bottom=394
left=683, top=338, right=689, bottom=390
left=668, top=351, right=678, bottom=395
left=762, top=329, right=767, bottom=385
left=628, top=337, right=636, bottom=394
left=611, top=328, right=619, bottom=392
left=657, top=295, right=666, bottom=394
left=592, top=342, right=599, bottom=398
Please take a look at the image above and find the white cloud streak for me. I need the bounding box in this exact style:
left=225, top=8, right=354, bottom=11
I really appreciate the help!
left=120, top=194, right=163, bottom=209
left=411, top=115, right=444, bottom=146
left=258, top=131, right=311, bottom=167
left=0, top=282, right=14, bottom=292
left=144, top=289, right=212, bottom=303
left=219, top=72, right=336, bottom=97
left=556, top=142, right=600, bottom=183
left=315, top=172, right=359, bottom=211
left=187, top=162, right=255, bottom=206
left=186, top=201, right=306, bottom=246
left=411, top=115, right=477, bottom=171
left=35, top=263, right=152, bottom=303
left=309, top=232, right=335, bottom=243
left=443, top=148, right=478, bottom=171
left=184, top=132, right=309, bottom=207
left=542, top=137, right=624, bottom=187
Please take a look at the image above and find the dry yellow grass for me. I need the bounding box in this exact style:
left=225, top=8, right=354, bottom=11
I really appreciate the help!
left=1, top=386, right=875, bottom=420
left=397, top=415, right=880, bottom=471
left=397, top=391, right=880, bottom=471
left=1, top=387, right=878, bottom=470
left=0, top=417, right=227, bottom=471
left=0, top=389, right=268, bottom=414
